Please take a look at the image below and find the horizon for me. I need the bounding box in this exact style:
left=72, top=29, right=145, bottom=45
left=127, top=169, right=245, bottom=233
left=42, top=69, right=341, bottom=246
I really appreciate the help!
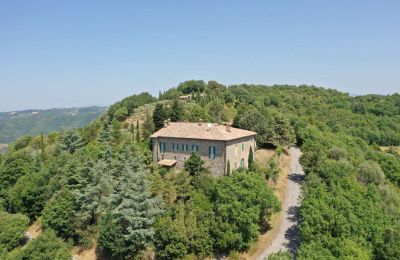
left=0, top=82, right=399, bottom=112
left=1, top=1, right=399, bottom=111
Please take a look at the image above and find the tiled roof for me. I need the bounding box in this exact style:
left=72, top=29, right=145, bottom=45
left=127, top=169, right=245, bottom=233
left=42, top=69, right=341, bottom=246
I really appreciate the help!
left=150, top=122, right=257, bottom=141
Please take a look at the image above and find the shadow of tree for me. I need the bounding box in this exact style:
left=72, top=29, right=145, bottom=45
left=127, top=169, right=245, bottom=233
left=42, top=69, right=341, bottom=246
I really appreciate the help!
left=288, top=173, right=304, bottom=184
left=284, top=205, right=301, bottom=256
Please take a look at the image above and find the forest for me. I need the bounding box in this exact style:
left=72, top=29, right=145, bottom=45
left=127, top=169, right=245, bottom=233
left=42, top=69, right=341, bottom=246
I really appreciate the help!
left=0, top=80, right=399, bottom=259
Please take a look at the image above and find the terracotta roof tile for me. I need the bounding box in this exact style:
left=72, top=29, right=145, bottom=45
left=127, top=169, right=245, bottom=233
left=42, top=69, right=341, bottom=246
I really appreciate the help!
left=150, top=122, right=256, bottom=141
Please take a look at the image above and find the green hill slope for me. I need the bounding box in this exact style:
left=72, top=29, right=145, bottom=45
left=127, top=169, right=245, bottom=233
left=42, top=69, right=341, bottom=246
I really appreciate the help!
left=0, top=107, right=106, bottom=143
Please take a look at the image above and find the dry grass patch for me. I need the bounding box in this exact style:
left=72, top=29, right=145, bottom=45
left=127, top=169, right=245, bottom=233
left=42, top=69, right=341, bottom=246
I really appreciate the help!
left=240, top=148, right=291, bottom=260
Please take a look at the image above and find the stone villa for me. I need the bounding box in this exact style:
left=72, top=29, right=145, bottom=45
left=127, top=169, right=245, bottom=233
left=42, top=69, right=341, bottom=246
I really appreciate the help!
left=150, top=121, right=257, bottom=176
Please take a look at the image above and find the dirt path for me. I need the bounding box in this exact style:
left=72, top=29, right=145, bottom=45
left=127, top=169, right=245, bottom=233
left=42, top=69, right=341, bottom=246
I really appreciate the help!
left=256, top=147, right=304, bottom=259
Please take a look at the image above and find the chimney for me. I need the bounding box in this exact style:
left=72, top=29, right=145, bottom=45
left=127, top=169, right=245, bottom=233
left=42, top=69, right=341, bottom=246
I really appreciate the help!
left=198, top=119, right=203, bottom=126
left=163, top=120, right=168, bottom=127
left=167, top=118, right=171, bottom=125
left=226, top=123, right=231, bottom=132
left=207, top=123, right=212, bottom=131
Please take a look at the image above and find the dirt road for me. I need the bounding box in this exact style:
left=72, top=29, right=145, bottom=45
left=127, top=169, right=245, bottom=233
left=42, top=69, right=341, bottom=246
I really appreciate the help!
left=256, top=147, right=304, bottom=259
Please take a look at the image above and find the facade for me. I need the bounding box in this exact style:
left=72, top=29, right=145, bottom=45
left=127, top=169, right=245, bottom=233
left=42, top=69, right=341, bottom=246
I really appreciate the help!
left=150, top=122, right=257, bottom=176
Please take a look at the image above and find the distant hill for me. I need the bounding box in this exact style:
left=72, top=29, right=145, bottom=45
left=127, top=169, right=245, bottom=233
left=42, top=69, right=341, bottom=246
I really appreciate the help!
left=0, top=106, right=106, bottom=143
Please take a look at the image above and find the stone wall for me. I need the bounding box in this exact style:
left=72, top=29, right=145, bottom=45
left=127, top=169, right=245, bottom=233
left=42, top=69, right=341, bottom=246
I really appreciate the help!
left=226, top=136, right=256, bottom=172
left=152, top=135, right=256, bottom=176
left=152, top=137, right=226, bottom=176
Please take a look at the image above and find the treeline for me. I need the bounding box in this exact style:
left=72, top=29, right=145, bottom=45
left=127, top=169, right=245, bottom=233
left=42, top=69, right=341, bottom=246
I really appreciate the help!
left=0, top=80, right=399, bottom=259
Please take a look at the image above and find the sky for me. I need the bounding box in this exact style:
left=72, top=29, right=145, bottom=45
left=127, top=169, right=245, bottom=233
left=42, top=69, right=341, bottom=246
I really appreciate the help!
left=0, top=1, right=399, bottom=111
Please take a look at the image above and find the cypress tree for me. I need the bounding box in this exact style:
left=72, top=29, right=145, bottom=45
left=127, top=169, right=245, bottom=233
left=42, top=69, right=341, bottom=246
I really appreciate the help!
left=153, top=103, right=167, bottom=130
left=136, top=119, right=140, bottom=142
left=248, top=147, right=254, bottom=171
left=142, top=112, right=155, bottom=140
left=171, top=99, right=183, bottom=122
left=40, top=132, right=45, bottom=161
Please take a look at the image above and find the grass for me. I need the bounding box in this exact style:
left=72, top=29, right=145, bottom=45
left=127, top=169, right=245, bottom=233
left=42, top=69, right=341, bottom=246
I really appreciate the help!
left=380, top=146, right=400, bottom=155
left=240, top=148, right=291, bottom=260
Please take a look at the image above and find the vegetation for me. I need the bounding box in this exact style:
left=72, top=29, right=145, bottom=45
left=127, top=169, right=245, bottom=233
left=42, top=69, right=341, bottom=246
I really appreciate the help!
left=0, top=107, right=106, bottom=143
left=0, top=80, right=399, bottom=259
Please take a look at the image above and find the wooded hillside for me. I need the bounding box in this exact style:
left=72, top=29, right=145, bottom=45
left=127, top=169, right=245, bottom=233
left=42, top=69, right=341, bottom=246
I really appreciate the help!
left=0, top=81, right=399, bottom=259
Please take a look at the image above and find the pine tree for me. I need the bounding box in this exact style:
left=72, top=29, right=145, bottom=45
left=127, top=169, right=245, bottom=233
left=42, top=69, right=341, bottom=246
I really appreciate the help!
left=99, top=155, right=162, bottom=258
left=98, top=117, right=112, bottom=144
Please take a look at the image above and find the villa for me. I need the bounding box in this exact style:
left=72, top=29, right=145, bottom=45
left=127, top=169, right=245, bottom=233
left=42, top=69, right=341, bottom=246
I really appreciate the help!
left=150, top=121, right=257, bottom=176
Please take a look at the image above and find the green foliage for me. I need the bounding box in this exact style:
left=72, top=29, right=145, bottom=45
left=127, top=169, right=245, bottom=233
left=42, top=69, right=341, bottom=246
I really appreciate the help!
left=107, top=92, right=156, bottom=121
left=267, top=250, right=293, bottom=260
left=58, top=129, right=84, bottom=154
left=177, top=80, right=206, bottom=94
left=171, top=99, right=184, bottom=122
left=153, top=103, right=168, bottom=130
left=98, top=153, right=162, bottom=258
left=184, top=152, right=206, bottom=176
left=248, top=147, right=254, bottom=171
left=12, top=136, right=33, bottom=150
left=357, top=161, right=385, bottom=185
left=142, top=112, right=155, bottom=141
left=0, top=150, right=35, bottom=190
left=6, top=229, right=71, bottom=260
left=0, top=107, right=105, bottom=144
left=42, top=188, right=76, bottom=238
left=0, top=212, right=29, bottom=255
left=212, top=172, right=280, bottom=252
left=8, top=170, right=50, bottom=220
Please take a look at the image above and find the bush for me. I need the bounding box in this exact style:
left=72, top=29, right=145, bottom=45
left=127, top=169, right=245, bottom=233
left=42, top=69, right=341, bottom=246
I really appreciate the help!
left=5, top=229, right=71, bottom=260
left=357, top=161, right=385, bottom=185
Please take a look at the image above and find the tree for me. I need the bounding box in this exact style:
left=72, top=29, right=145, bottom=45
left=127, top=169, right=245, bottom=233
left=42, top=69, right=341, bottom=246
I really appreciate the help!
left=58, top=130, right=84, bottom=154
left=136, top=119, right=141, bottom=142
left=171, top=99, right=183, bottom=122
left=114, top=107, right=129, bottom=121
left=8, top=171, right=50, bottom=220
left=206, top=100, right=227, bottom=123
left=99, top=156, right=162, bottom=258
left=0, top=150, right=35, bottom=190
left=273, top=115, right=296, bottom=147
left=153, top=103, right=167, bottom=130
left=212, top=172, right=280, bottom=252
left=184, top=153, right=206, bottom=176
left=142, top=112, right=155, bottom=141
left=248, top=147, right=254, bottom=171
left=6, top=229, right=71, bottom=260
left=42, top=188, right=76, bottom=238
left=0, top=212, right=29, bottom=255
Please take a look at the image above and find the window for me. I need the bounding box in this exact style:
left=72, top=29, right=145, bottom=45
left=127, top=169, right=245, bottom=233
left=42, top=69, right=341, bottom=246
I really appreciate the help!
left=235, top=145, right=238, bottom=156
left=173, top=143, right=179, bottom=151
left=159, top=142, right=166, bottom=153
left=209, top=146, right=216, bottom=159
left=240, top=158, right=245, bottom=168
left=242, top=143, right=245, bottom=151
left=192, top=144, right=199, bottom=152
left=182, top=144, right=189, bottom=152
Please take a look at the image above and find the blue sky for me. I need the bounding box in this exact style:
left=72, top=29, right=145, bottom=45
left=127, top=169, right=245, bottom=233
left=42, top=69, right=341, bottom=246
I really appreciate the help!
left=0, top=1, right=399, bottom=111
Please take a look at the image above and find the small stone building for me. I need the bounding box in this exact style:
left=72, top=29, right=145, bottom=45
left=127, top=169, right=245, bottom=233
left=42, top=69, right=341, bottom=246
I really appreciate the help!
left=150, top=122, right=257, bottom=176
